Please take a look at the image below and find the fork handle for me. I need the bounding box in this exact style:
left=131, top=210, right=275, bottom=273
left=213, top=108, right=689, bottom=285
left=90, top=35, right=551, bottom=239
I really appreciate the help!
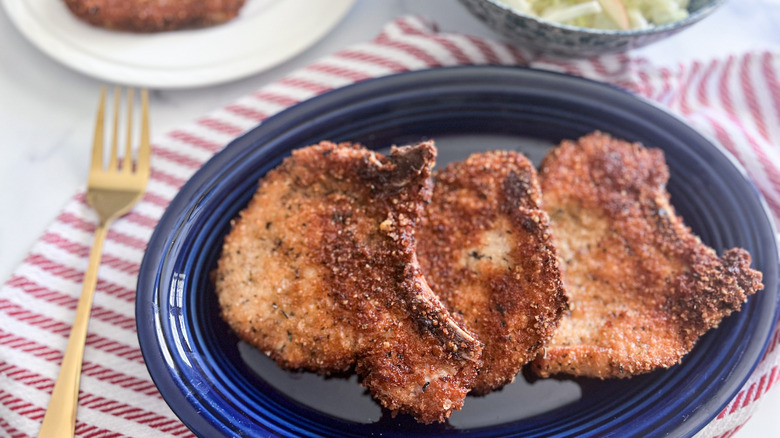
left=38, top=223, right=110, bottom=438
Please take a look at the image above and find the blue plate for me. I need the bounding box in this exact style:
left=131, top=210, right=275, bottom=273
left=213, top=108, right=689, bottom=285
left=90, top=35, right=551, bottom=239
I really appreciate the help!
left=136, top=66, right=780, bottom=438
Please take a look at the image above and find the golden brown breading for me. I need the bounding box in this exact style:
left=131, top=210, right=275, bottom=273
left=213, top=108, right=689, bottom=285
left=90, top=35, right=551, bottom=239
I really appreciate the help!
left=417, top=151, right=567, bottom=394
left=214, top=141, right=483, bottom=423
left=64, top=0, right=246, bottom=32
left=531, top=132, right=763, bottom=379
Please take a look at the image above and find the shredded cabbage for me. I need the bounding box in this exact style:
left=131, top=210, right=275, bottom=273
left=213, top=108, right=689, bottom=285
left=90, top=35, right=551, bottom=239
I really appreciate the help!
left=497, top=0, right=690, bottom=30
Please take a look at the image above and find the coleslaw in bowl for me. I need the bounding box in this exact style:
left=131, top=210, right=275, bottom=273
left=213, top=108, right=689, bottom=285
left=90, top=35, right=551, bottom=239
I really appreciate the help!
left=498, top=0, right=691, bottom=30
left=459, top=0, right=724, bottom=56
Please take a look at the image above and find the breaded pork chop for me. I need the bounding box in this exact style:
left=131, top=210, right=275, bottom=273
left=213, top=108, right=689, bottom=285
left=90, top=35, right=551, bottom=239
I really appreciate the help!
left=532, top=132, right=763, bottom=379
left=417, top=151, right=567, bottom=394
left=64, top=0, right=246, bottom=32
left=214, top=141, right=483, bottom=423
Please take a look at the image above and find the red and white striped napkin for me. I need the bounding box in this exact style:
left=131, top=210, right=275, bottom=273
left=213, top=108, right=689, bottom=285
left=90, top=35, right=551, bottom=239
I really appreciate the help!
left=1, top=15, right=779, bottom=438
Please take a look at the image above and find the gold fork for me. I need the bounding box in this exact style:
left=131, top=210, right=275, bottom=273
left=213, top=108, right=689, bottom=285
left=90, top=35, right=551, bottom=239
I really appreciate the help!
left=38, top=87, right=150, bottom=438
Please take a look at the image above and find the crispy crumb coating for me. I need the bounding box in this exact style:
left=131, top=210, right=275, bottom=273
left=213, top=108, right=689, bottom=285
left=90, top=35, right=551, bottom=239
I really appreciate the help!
left=532, top=132, right=763, bottom=379
left=214, top=141, right=483, bottom=423
left=417, top=151, right=567, bottom=394
left=64, top=0, right=246, bottom=32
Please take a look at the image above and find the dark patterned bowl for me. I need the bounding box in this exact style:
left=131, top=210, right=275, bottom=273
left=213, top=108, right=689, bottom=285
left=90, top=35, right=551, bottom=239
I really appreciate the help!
left=459, top=0, right=725, bottom=56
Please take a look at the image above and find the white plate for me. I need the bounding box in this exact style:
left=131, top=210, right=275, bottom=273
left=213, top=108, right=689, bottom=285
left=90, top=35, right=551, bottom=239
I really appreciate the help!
left=3, top=0, right=355, bottom=88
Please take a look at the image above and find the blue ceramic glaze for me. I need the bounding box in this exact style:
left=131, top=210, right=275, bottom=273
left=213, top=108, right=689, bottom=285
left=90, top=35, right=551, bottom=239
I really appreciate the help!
left=136, top=66, right=779, bottom=438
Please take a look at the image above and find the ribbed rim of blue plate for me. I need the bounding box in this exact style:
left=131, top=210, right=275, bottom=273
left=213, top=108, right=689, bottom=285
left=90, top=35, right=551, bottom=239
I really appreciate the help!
left=136, top=66, right=780, bottom=438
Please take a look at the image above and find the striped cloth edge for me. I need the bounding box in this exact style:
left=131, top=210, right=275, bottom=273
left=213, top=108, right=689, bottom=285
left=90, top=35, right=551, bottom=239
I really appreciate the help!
left=1, top=15, right=778, bottom=438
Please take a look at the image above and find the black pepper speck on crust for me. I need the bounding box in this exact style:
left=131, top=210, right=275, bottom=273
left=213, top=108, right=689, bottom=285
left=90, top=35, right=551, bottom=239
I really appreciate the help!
left=532, top=131, right=763, bottom=379
left=214, top=141, right=483, bottom=424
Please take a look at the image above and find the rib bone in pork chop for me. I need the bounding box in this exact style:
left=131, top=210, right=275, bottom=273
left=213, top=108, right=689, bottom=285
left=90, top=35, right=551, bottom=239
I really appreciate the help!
left=214, top=141, right=483, bottom=423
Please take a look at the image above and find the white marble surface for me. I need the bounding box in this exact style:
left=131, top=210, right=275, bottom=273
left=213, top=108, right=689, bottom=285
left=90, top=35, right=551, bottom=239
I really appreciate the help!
left=1, top=0, right=778, bottom=436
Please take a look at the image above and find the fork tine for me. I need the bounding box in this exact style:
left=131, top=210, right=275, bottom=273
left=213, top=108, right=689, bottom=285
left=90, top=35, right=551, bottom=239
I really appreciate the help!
left=91, top=87, right=106, bottom=172
left=108, top=87, right=121, bottom=171
left=122, top=88, right=134, bottom=173
left=136, top=89, right=151, bottom=177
